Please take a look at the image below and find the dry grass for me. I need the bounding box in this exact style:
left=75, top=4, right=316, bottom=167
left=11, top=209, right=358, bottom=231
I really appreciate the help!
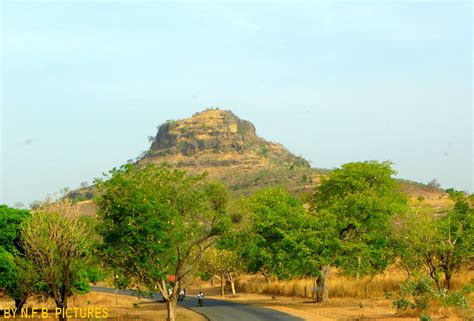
left=235, top=268, right=474, bottom=300
left=197, top=268, right=473, bottom=320
left=0, top=292, right=205, bottom=321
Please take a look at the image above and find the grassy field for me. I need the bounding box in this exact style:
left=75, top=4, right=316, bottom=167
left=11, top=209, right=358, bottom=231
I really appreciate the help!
left=235, top=270, right=473, bottom=299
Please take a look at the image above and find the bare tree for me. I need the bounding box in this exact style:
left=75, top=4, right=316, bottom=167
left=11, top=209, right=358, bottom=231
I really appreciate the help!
left=29, top=200, right=42, bottom=210
left=13, top=202, right=25, bottom=209
left=20, top=200, right=91, bottom=321
left=427, top=178, right=441, bottom=189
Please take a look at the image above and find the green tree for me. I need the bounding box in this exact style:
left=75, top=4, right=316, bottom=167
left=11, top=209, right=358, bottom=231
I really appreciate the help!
left=438, top=191, right=473, bottom=289
left=309, top=161, right=407, bottom=302
left=0, top=251, right=39, bottom=310
left=20, top=200, right=92, bottom=321
left=0, top=205, right=38, bottom=310
left=393, top=191, right=473, bottom=289
left=201, top=247, right=244, bottom=296
left=236, top=188, right=318, bottom=283
left=96, top=164, right=232, bottom=321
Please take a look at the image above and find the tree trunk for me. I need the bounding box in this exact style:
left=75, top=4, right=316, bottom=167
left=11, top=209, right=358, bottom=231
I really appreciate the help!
left=428, top=266, right=441, bottom=290
left=426, top=257, right=441, bottom=290
left=14, top=297, right=27, bottom=311
left=166, top=295, right=178, bottom=321
left=356, top=256, right=361, bottom=280
left=444, top=268, right=452, bottom=290
left=54, top=300, right=67, bottom=321
left=230, top=280, right=236, bottom=296
left=262, top=271, right=270, bottom=284
left=315, top=265, right=330, bottom=303
left=57, top=285, right=68, bottom=321
left=210, top=276, right=215, bottom=286
left=220, top=277, right=225, bottom=297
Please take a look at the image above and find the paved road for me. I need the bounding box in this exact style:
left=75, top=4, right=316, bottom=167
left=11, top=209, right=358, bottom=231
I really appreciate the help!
left=91, top=286, right=303, bottom=321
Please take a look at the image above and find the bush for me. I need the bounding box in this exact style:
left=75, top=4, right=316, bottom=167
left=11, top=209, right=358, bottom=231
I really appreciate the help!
left=393, top=276, right=473, bottom=318
left=440, top=282, right=473, bottom=311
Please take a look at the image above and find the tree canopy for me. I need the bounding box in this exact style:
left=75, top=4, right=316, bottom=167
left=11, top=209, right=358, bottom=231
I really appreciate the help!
left=310, top=161, right=407, bottom=274
left=20, top=200, right=92, bottom=320
left=0, top=205, right=36, bottom=310
left=392, top=190, right=473, bottom=289
left=96, top=163, right=232, bottom=321
left=308, top=161, right=408, bottom=301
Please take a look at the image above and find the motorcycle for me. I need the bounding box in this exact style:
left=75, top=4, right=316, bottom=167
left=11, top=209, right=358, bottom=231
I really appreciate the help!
left=198, top=297, right=204, bottom=307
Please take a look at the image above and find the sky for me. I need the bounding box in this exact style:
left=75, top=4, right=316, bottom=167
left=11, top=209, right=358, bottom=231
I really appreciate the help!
left=1, top=1, right=472, bottom=207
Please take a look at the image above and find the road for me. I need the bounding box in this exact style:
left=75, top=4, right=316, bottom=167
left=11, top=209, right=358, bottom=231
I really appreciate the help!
left=91, top=286, right=303, bottom=321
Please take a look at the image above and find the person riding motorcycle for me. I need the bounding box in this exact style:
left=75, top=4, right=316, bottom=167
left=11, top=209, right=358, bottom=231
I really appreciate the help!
left=197, top=291, right=204, bottom=306
left=178, top=288, right=185, bottom=301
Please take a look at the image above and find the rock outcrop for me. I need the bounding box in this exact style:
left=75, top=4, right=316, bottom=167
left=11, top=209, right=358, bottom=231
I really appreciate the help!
left=141, top=108, right=315, bottom=195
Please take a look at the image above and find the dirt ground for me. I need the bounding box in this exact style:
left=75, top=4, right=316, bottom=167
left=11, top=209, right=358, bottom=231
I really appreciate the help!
left=209, top=293, right=414, bottom=321
left=0, top=292, right=205, bottom=321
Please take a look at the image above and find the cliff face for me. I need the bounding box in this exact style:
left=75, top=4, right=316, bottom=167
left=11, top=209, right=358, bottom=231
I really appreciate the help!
left=149, top=109, right=257, bottom=156
left=141, top=109, right=315, bottom=195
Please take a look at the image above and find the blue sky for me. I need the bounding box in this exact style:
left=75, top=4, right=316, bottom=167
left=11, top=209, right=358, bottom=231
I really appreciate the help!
left=1, top=1, right=472, bottom=206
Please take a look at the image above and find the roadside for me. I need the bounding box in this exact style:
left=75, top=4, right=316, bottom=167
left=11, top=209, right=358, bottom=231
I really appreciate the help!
left=205, top=292, right=401, bottom=321
left=190, top=286, right=465, bottom=321
left=0, top=291, right=206, bottom=321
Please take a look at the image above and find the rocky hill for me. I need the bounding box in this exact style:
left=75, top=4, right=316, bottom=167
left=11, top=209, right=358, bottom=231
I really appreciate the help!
left=140, top=108, right=318, bottom=196
left=72, top=108, right=451, bottom=215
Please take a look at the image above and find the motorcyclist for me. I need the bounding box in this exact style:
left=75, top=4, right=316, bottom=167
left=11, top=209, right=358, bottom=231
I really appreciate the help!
left=179, top=288, right=185, bottom=301
left=197, top=291, right=204, bottom=306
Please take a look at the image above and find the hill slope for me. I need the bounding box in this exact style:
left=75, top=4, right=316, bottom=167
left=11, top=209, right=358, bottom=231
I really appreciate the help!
left=140, top=108, right=318, bottom=196
left=72, top=108, right=451, bottom=215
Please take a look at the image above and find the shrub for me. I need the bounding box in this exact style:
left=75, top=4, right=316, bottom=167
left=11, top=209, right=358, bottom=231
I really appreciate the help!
left=393, top=276, right=473, bottom=318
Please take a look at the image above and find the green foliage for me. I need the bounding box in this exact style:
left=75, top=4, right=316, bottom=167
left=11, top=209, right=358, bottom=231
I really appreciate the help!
left=392, top=276, right=435, bottom=315
left=399, top=276, right=434, bottom=310
left=310, top=161, right=408, bottom=276
left=441, top=287, right=471, bottom=310
left=236, top=187, right=318, bottom=279
left=392, top=190, right=473, bottom=289
left=166, top=119, right=177, bottom=129
left=96, top=163, right=231, bottom=299
left=201, top=247, right=244, bottom=280
left=0, top=205, right=37, bottom=308
left=199, top=271, right=212, bottom=281
left=73, top=271, right=92, bottom=294
left=393, top=276, right=473, bottom=318
left=259, top=145, right=269, bottom=156
left=0, top=248, right=40, bottom=308
left=0, top=205, right=30, bottom=252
